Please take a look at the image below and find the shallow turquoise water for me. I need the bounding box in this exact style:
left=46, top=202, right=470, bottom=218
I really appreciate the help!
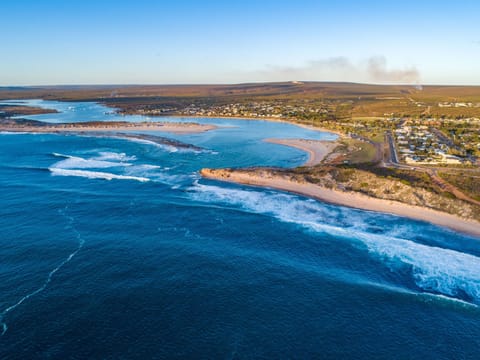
left=0, top=100, right=479, bottom=359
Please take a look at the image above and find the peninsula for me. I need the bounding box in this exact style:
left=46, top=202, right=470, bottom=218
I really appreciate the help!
left=0, top=119, right=216, bottom=134
left=2, top=83, right=480, bottom=235
left=201, top=166, right=480, bottom=237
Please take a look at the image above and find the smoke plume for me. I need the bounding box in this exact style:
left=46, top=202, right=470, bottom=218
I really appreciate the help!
left=367, top=57, right=420, bottom=83
left=255, top=56, right=421, bottom=84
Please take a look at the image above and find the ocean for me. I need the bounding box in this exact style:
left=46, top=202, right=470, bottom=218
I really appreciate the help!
left=0, top=100, right=479, bottom=359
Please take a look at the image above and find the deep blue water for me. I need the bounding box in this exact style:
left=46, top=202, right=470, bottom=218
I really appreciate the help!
left=1, top=99, right=479, bottom=359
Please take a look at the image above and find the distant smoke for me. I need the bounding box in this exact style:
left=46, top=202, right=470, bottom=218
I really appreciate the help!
left=367, top=57, right=420, bottom=83
left=254, top=56, right=421, bottom=85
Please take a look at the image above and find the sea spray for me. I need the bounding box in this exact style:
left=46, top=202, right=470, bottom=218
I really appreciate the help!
left=189, top=182, right=480, bottom=303
left=49, top=168, right=150, bottom=182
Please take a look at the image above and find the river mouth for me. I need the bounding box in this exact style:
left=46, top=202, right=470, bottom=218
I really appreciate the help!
left=1, top=99, right=479, bottom=358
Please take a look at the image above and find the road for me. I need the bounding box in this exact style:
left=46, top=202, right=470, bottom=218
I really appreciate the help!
left=430, top=127, right=477, bottom=164
left=385, top=131, right=399, bottom=164
left=380, top=130, right=480, bottom=206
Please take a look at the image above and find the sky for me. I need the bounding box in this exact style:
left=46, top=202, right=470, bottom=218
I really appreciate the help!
left=1, top=0, right=480, bottom=85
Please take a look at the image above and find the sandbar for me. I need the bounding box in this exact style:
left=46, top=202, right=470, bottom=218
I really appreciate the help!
left=265, top=138, right=338, bottom=166
left=0, top=121, right=216, bottom=134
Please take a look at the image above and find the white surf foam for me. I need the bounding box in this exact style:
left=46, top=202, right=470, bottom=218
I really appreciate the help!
left=132, top=164, right=162, bottom=170
left=359, top=232, right=480, bottom=302
left=190, top=182, right=351, bottom=227
left=51, top=152, right=136, bottom=171
left=189, top=182, right=480, bottom=303
left=0, top=131, right=31, bottom=135
left=49, top=152, right=163, bottom=183
left=113, top=135, right=208, bottom=154
left=49, top=168, right=150, bottom=182
left=52, top=152, right=71, bottom=158
left=94, top=152, right=137, bottom=161
left=112, top=136, right=180, bottom=153
left=418, top=292, right=478, bottom=309
left=53, top=156, right=130, bottom=170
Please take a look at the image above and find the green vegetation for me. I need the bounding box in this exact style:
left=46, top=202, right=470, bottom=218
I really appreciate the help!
left=336, top=139, right=379, bottom=164
left=272, top=164, right=480, bottom=221
left=353, top=165, right=441, bottom=194
left=439, top=121, right=480, bottom=157
left=438, top=171, right=480, bottom=201
left=1, top=82, right=478, bottom=183
left=2, top=83, right=479, bottom=222
left=1, top=82, right=480, bottom=120
left=2, top=83, right=477, bottom=161
left=0, top=105, right=57, bottom=117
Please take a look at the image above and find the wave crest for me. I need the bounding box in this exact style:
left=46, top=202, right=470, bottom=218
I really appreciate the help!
left=189, top=182, right=480, bottom=304
left=49, top=168, right=150, bottom=182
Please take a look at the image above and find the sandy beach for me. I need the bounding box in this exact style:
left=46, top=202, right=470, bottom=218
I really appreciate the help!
left=201, top=168, right=480, bottom=237
left=0, top=121, right=217, bottom=134
left=265, top=138, right=338, bottom=166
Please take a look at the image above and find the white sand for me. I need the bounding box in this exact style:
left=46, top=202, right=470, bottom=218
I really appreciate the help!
left=0, top=122, right=216, bottom=134
left=265, top=138, right=338, bottom=166
left=201, top=169, right=480, bottom=237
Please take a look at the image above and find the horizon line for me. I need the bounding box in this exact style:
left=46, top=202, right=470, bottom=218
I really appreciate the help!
left=1, top=81, right=480, bottom=88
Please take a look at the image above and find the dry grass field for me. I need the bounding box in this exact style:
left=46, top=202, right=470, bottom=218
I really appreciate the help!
left=1, top=82, right=480, bottom=119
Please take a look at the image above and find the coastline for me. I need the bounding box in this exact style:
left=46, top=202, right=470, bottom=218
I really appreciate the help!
left=166, top=114, right=344, bottom=136
left=7, top=102, right=478, bottom=236
left=0, top=121, right=217, bottom=134
left=200, top=168, right=480, bottom=238
left=264, top=138, right=339, bottom=166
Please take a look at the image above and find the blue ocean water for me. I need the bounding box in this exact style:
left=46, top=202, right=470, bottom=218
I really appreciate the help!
left=1, top=100, right=479, bottom=359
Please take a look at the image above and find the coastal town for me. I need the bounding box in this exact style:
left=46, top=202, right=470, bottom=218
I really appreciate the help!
left=120, top=98, right=480, bottom=167
left=3, top=95, right=480, bottom=167
left=1, top=82, right=480, bottom=216
left=123, top=99, right=333, bottom=121
left=3, top=1, right=480, bottom=358
left=394, top=119, right=480, bottom=165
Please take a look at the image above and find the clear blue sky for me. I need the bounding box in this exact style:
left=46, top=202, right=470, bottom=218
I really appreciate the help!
left=2, top=0, right=479, bottom=85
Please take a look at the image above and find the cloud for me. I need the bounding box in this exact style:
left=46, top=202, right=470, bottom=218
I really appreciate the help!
left=252, top=56, right=421, bottom=84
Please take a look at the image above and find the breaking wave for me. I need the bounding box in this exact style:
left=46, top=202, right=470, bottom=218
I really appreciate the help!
left=48, top=151, right=180, bottom=184
left=113, top=136, right=180, bottom=153
left=94, top=152, right=137, bottom=161
left=189, top=182, right=480, bottom=304
left=51, top=153, right=131, bottom=169
left=49, top=168, right=150, bottom=182
left=0, top=131, right=31, bottom=135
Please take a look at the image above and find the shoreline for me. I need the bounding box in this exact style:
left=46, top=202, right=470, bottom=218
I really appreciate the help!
left=48, top=98, right=341, bottom=136
left=4, top=99, right=344, bottom=137
left=200, top=168, right=480, bottom=238
left=264, top=138, right=339, bottom=166
left=155, top=114, right=344, bottom=137
left=0, top=121, right=217, bottom=134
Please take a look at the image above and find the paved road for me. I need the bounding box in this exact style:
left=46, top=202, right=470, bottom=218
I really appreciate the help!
left=385, top=131, right=399, bottom=164
left=364, top=129, right=480, bottom=206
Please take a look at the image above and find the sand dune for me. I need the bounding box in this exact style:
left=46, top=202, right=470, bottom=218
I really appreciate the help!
left=201, top=168, right=480, bottom=237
